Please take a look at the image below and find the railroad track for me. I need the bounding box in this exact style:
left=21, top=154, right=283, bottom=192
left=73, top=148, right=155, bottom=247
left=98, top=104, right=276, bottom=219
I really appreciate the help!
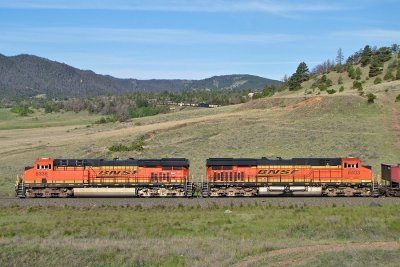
left=1, top=196, right=400, bottom=208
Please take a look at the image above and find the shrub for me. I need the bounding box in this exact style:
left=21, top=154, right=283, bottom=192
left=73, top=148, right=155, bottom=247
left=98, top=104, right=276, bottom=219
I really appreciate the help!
left=95, top=115, right=119, bottom=124
left=373, top=77, right=382, bottom=84
left=366, top=93, right=377, bottom=103
left=396, top=94, right=400, bottom=102
left=384, top=72, right=394, bottom=81
left=347, top=65, right=356, bottom=79
left=338, top=76, right=343, bottom=84
left=339, top=86, right=345, bottom=92
left=326, top=89, right=336, bottom=94
left=318, top=84, right=327, bottom=91
left=108, top=137, right=145, bottom=152
left=128, top=106, right=159, bottom=118
left=355, top=67, right=362, bottom=80
left=352, top=81, right=363, bottom=90
left=10, top=104, right=33, bottom=116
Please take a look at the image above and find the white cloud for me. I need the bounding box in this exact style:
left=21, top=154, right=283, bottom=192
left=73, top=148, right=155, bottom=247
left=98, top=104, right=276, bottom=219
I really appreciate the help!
left=0, top=27, right=302, bottom=45
left=0, top=0, right=347, bottom=14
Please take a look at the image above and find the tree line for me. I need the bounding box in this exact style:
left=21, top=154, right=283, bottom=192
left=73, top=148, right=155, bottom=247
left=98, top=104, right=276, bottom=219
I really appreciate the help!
left=8, top=89, right=261, bottom=121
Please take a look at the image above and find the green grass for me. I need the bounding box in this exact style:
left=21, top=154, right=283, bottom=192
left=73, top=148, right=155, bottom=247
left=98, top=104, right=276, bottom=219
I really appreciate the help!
left=0, top=204, right=399, bottom=266
left=0, top=108, right=101, bottom=130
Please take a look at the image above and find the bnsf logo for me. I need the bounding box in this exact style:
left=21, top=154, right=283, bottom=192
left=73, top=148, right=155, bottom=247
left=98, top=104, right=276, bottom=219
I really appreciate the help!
left=99, top=170, right=136, bottom=175
left=258, top=169, right=298, bottom=175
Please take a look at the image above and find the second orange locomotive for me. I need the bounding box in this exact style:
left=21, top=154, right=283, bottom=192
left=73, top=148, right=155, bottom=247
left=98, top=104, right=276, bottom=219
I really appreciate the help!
left=202, top=157, right=373, bottom=197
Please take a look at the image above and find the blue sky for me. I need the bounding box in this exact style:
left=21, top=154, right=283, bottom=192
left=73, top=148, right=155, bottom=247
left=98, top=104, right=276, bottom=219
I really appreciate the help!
left=0, top=0, right=399, bottom=80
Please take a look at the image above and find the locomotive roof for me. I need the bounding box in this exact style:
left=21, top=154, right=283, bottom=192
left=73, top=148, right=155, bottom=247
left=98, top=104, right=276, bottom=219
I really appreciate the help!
left=53, top=158, right=189, bottom=167
left=206, top=157, right=342, bottom=166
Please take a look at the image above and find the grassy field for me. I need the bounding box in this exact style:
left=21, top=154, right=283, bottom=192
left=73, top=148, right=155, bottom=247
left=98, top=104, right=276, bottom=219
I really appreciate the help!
left=0, top=109, right=102, bottom=130
left=0, top=204, right=399, bottom=266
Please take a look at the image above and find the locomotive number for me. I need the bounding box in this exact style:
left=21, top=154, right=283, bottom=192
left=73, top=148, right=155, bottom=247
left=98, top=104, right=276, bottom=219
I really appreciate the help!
left=348, top=170, right=360, bottom=175
left=36, top=171, right=48, bottom=176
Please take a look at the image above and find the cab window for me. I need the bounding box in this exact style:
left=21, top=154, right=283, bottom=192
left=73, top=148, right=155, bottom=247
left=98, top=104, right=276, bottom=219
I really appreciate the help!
left=36, top=164, right=52, bottom=170
left=344, top=163, right=358, bottom=168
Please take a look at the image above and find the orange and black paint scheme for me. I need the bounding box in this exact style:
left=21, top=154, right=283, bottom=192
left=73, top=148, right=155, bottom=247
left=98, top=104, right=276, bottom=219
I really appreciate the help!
left=203, top=157, right=374, bottom=197
left=16, top=158, right=192, bottom=198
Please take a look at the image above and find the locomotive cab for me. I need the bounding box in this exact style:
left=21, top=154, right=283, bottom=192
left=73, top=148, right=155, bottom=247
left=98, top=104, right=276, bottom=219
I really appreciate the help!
left=342, top=158, right=360, bottom=169
left=341, top=157, right=372, bottom=183
left=33, top=158, right=54, bottom=184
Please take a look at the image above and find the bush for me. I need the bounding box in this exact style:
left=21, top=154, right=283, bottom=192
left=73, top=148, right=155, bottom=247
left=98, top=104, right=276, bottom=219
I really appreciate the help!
left=352, top=81, right=363, bottom=90
left=347, top=65, right=356, bottom=79
left=384, top=72, right=394, bottom=81
left=108, top=137, right=145, bottom=152
left=373, top=77, right=382, bottom=84
left=396, top=94, right=400, bottom=102
left=366, top=93, right=377, bottom=103
left=338, top=76, right=343, bottom=84
left=326, top=89, right=336, bottom=94
left=95, top=115, right=119, bottom=124
left=128, top=106, right=159, bottom=118
left=339, top=86, right=345, bottom=92
left=355, top=67, right=362, bottom=80
left=10, top=104, right=34, bottom=116
left=318, top=84, right=327, bottom=91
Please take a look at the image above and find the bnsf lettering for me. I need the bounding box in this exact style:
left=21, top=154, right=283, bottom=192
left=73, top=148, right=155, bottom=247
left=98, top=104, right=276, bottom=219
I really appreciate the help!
left=258, top=169, right=298, bottom=175
left=99, top=170, right=136, bottom=175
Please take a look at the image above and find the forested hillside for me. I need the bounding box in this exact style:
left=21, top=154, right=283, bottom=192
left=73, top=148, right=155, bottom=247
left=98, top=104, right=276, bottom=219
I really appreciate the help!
left=0, top=54, right=280, bottom=101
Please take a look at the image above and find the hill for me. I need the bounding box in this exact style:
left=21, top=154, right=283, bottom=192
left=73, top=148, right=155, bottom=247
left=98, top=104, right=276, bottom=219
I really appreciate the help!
left=0, top=53, right=280, bottom=100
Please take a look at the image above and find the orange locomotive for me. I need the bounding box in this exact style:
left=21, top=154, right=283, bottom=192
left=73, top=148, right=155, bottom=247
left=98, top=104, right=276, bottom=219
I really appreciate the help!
left=16, top=158, right=192, bottom=198
left=202, top=157, right=374, bottom=197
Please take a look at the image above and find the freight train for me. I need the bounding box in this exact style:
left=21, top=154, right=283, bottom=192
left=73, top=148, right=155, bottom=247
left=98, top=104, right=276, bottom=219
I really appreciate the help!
left=15, top=156, right=399, bottom=198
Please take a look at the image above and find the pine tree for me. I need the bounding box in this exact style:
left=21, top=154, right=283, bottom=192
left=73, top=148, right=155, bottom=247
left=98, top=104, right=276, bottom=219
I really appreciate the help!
left=288, top=62, right=310, bottom=91
left=336, top=48, right=344, bottom=66
left=360, top=45, right=373, bottom=66
left=369, top=59, right=383, bottom=77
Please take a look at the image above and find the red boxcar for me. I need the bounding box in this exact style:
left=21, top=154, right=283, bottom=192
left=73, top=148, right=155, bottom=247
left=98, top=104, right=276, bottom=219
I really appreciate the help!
left=380, top=163, right=400, bottom=196
left=16, top=158, right=192, bottom=198
left=203, top=157, right=373, bottom=197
